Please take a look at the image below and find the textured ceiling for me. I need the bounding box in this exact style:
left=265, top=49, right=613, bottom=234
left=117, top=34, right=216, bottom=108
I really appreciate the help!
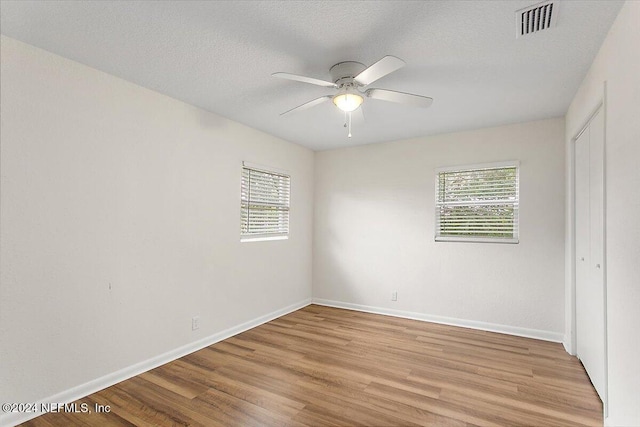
left=0, top=1, right=624, bottom=150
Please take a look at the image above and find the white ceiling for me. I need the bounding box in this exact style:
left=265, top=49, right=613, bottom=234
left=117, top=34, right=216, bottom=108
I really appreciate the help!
left=0, top=1, right=623, bottom=151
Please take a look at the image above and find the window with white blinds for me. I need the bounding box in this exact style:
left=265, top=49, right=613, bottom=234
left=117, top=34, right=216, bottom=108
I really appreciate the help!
left=241, top=164, right=290, bottom=241
left=435, top=161, right=519, bottom=243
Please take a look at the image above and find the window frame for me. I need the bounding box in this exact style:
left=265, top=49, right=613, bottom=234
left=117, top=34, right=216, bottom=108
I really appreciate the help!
left=240, top=161, right=290, bottom=243
left=434, top=160, right=520, bottom=244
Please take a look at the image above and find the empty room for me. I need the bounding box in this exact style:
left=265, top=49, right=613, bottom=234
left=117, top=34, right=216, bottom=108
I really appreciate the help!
left=1, top=1, right=638, bottom=426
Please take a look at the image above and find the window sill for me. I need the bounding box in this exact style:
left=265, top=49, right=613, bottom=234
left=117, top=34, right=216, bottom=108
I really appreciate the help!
left=241, top=235, right=288, bottom=243
left=435, top=236, right=519, bottom=244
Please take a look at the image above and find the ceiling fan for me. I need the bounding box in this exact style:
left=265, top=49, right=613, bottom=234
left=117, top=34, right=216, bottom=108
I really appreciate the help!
left=272, top=56, right=433, bottom=137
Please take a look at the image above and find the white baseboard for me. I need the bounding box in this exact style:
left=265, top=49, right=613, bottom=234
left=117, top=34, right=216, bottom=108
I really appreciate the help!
left=0, top=298, right=312, bottom=427
left=312, top=298, right=564, bottom=343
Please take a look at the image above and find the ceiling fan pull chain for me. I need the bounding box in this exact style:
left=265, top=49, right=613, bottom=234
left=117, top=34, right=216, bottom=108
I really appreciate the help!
left=348, top=112, right=352, bottom=138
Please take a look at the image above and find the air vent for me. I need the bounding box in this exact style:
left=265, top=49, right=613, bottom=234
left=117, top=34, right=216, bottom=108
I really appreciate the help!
left=516, top=1, right=557, bottom=38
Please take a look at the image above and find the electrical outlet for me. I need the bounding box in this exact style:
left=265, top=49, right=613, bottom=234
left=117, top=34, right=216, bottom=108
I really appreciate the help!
left=192, top=316, right=200, bottom=331
left=392, top=291, right=398, bottom=301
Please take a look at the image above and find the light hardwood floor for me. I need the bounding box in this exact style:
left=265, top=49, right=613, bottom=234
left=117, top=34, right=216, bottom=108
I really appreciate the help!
left=21, top=305, right=602, bottom=426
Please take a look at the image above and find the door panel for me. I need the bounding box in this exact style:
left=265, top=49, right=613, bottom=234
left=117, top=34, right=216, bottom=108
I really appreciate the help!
left=575, top=108, right=607, bottom=407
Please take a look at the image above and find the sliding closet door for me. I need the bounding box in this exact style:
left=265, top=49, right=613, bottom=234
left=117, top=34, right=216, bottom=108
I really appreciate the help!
left=575, top=108, right=606, bottom=407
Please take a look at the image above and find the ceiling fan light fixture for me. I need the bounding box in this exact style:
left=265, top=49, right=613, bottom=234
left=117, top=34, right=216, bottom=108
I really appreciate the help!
left=333, top=92, right=363, bottom=112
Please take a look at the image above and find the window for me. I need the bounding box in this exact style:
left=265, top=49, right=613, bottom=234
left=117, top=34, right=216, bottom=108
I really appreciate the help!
left=435, top=161, right=519, bottom=243
left=241, top=163, right=290, bottom=241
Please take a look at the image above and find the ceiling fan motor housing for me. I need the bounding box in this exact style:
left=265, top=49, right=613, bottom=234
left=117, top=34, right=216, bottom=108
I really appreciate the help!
left=330, top=61, right=366, bottom=87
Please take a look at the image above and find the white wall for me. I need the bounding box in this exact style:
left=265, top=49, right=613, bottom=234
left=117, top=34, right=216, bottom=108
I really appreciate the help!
left=564, top=2, right=640, bottom=425
left=313, top=118, right=566, bottom=339
left=0, top=36, right=313, bottom=408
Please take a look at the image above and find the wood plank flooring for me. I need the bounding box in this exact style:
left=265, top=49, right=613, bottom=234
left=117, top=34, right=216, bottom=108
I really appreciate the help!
left=20, top=305, right=602, bottom=426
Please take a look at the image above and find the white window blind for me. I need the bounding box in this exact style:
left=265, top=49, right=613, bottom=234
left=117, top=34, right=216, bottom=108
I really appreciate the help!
left=241, top=165, right=290, bottom=240
left=435, top=162, right=519, bottom=243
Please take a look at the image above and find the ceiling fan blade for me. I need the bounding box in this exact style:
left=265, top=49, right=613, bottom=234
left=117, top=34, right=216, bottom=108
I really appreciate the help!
left=272, top=72, right=337, bottom=88
left=366, top=88, right=433, bottom=108
left=280, top=95, right=333, bottom=116
left=354, top=56, right=405, bottom=86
